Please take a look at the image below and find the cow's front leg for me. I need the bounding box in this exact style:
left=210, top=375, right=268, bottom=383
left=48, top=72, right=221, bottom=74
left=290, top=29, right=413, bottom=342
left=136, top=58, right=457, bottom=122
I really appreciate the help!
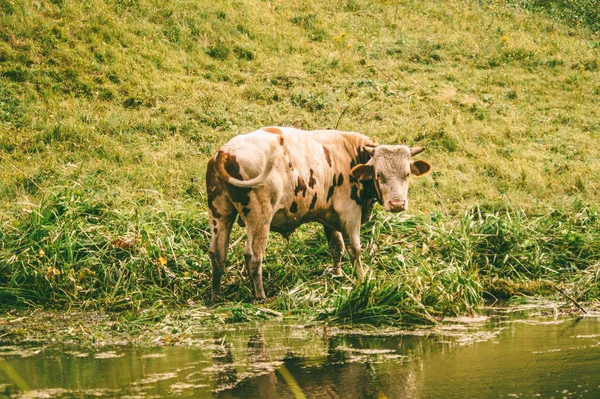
left=244, top=224, right=270, bottom=300
left=341, top=221, right=365, bottom=282
left=324, top=226, right=344, bottom=276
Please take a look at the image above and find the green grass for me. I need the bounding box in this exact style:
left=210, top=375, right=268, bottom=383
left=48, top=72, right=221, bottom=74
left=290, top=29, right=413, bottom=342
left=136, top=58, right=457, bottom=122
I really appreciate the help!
left=1, top=0, right=600, bottom=325
left=2, top=188, right=599, bottom=324
left=507, top=0, right=600, bottom=33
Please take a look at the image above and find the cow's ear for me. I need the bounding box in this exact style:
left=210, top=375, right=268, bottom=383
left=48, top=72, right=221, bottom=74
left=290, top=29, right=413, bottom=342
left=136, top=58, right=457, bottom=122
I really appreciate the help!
left=410, top=160, right=431, bottom=176
left=350, top=164, right=375, bottom=181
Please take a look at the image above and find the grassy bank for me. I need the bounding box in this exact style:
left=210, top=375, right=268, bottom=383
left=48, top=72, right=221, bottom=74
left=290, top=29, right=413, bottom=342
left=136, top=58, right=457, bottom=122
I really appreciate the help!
left=1, top=188, right=598, bottom=324
left=1, top=0, right=599, bottom=324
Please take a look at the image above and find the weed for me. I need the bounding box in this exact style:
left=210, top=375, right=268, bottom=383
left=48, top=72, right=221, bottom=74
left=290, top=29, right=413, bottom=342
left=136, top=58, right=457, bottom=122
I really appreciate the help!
left=233, top=45, right=254, bottom=61
left=206, top=44, right=230, bottom=60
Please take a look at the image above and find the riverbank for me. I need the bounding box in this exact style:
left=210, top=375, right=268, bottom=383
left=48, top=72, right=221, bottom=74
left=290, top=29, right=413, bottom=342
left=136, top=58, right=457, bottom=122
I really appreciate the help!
left=0, top=297, right=597, bottom=348
left=1, top=190, right=599, bottom=327
left=2, top=302, right=600, bottom=398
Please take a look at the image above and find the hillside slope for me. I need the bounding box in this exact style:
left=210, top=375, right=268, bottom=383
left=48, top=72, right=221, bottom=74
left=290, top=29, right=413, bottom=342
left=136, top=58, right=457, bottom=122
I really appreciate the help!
left=1, top=0, right=599, bottom=215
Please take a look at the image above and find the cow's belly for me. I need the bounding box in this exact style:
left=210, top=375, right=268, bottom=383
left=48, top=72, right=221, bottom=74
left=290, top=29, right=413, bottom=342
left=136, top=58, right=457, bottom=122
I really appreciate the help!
left=270, top=208, right=341, bottom=238
left=270, top=209, right=300, bottom=238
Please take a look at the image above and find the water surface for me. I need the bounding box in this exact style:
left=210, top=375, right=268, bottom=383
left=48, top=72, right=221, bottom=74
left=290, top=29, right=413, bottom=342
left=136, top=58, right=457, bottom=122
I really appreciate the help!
left=1, top=306, right=599, bottom=398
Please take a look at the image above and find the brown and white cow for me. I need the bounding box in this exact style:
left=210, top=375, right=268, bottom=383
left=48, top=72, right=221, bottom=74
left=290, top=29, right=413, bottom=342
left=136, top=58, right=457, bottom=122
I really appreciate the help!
left=206, top=127, right=431, bottom=300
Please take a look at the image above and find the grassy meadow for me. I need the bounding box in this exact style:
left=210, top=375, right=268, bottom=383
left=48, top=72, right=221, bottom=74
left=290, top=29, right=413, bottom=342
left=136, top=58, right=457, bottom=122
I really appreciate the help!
left=1, top=0, right=600, bottom=324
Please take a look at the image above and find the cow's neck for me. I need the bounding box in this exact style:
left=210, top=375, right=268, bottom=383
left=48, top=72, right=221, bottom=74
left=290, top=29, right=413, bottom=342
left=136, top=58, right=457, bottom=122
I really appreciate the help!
left=361, top=180, right=382, bottom=205
left=352, top=146, right=381, bottom=205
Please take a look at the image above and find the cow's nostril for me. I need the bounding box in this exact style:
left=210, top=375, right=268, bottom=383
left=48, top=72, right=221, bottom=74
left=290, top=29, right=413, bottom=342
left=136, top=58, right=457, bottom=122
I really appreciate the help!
left=387, top=200, right=408, bottom=212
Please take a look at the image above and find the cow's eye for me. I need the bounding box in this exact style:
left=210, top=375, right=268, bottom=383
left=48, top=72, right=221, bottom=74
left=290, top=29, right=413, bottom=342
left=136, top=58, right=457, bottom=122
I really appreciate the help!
left=376, top=173, right=386, bottom=183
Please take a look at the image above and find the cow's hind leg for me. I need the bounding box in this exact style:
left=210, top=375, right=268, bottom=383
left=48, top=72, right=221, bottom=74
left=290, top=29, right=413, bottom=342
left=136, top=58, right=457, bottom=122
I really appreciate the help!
left=209, top=211, right=236, bottom=301
left=324, top=226, right=345, bottom=276
left=244, top=223, right=270, bottom=300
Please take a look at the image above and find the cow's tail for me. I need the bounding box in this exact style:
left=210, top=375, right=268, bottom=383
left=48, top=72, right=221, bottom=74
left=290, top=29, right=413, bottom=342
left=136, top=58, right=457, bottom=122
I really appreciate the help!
left=215, top=150, right=275, bottom=188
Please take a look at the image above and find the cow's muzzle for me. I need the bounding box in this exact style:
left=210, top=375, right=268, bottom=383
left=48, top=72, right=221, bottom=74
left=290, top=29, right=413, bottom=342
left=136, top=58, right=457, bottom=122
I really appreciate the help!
left=386, top=199, right=408, bottom=213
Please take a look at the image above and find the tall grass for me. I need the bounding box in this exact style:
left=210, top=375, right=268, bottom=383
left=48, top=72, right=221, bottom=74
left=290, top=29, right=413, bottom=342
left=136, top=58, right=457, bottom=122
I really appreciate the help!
left=2, top=189, right=598, bottom=324
left=0, top=189, right=212, bottom=309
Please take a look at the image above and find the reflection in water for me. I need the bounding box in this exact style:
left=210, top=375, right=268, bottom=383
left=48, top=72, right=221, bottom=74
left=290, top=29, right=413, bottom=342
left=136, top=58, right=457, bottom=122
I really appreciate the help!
left=0, top=310, right=599, bottom=398
left=212, top=331, right=239, bottom=392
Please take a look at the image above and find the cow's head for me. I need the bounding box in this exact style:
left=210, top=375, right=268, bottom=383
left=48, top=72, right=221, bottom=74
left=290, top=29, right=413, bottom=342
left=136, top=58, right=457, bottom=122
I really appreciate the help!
left=350, top=145, right=431, bottom=212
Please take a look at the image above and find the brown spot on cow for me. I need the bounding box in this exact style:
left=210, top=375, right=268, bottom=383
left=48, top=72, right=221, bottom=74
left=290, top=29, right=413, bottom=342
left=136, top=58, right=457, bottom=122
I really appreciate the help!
left=290, top=201, right=298, bottom=213
left=206, top=157, right=222, bottom=218
left=223, top=153, right=252, bottom=206
left=326, top=185, right=335, bottom=202
left=263, top=126, right=284, bottom=146
left=308, top=169, right=316, bottom=188
left=351, top=180, right=379, bottom=207
left=350, top=185, right=361, bottom=206
left=295, top=175, right=308, bottom=197
left=363, top=180, right=380, bottom=203
left=323, top=146, right=332, bottom=167
left=226, top=184, right=252, bottom=206
left=224, top=153, right=243, bottom=179
left=349, top=148, right=372, bottom=175
left=309, top=193, right=318, bottom=210
left=357, top=146, right=374, bottom=164
left=263, top=126, right=283, bottom=135
left=337, top=173, right=344, bottom=186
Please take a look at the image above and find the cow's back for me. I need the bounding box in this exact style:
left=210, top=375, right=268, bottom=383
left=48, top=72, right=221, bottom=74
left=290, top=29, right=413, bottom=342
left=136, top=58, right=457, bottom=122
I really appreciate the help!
left=214, top=128, right=372, bottom=230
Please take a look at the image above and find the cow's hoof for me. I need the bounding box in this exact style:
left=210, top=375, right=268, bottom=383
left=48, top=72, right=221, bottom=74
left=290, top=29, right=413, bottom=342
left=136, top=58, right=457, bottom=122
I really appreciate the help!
left=322, top=265, right=344, bottom=277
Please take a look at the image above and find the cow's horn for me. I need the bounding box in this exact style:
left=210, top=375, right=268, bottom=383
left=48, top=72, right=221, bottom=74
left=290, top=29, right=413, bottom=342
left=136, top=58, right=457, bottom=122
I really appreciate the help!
left=410, top=147, right=425, bottom=156
left=363, top=146, right=375, bottom=156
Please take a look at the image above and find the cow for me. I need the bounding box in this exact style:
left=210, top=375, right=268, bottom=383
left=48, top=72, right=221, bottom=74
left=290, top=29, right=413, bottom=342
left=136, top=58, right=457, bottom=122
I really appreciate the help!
left=206, top=127, right=431, bottom=300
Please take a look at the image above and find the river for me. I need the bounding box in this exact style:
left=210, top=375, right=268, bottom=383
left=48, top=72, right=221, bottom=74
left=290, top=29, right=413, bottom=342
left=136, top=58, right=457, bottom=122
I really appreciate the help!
left=0, top=303, right=599, bottom=398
